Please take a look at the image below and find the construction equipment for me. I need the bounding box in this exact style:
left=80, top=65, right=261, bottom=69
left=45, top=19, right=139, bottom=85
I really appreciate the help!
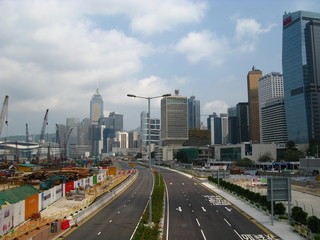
left=36, top=109, right=49, bottom=162
left=40, top=175, right=67, bottom=190
left=0, top=95, right=9, bottom=137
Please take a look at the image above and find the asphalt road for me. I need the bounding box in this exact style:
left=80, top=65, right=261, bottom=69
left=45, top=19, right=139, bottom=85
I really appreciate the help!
left=161, top=168, right=279, bottom=240
left=63, top=164, right=151, bottom=240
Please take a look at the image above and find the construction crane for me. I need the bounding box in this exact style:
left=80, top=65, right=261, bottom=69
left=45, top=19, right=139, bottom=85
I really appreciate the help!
left=36, top=109, right=49, bottom=163
left=65, top=128, right=73, bottom=160
left=0, top=95, right=9, bottom=137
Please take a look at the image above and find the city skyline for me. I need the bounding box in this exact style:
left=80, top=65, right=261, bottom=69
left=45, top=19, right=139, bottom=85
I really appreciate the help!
left=1, top=0, right=320, bottom=136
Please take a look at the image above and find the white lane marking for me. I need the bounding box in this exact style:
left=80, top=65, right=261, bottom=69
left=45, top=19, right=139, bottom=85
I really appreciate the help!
left=182, top=182, right=185, bottom=185
left=118, top=211, right=120, bottom=214
left=124, top=205, right=126, bottom=207
left=225, top=207, right=232, bottom=212
left=196, top=218, right=200, bottom=227
left=170, top=182, right=173, bottom=185
left=234, top=230, right=243, bottom=240
left=97, top=232, right=101, bottom=235
left=216, top=210, right=219, bottom=212
left=201, top=229, right=207, bottom=240
left=192, top=210, right=194, bottom=212
left=201, top=207, right=206, bottom=212
left=224, top=218, right=231, bottom=226
left=176, top=206, right=182, bottom=212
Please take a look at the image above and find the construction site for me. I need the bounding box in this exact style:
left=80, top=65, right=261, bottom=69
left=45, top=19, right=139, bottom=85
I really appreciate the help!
left=0, top=95, right=139, bottom=239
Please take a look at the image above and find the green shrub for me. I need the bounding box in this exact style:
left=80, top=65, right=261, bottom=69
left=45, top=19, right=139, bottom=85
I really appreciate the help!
left=314, top=234, right=320, bottom=240
left=274, top=202, right=286, bottom=215
left=292, top=207, right=308, bottom=225
left=307, top=216, right=320, bottom=233
left=279, top=215, right=289, bottom=220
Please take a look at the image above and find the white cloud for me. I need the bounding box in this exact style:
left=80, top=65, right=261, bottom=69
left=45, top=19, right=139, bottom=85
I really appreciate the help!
left=175, top=30, right=230, bottom=64
left=234, top=18, right=276, bottom=52
left=203, top=100, right=229, bottom=115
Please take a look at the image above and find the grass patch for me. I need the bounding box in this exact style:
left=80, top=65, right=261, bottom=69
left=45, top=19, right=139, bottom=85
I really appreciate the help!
left=133, top=171, right=165, bottom=240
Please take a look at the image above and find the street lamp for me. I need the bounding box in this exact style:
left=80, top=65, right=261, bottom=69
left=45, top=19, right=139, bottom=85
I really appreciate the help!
left=127, top=93, right=171, bottom=225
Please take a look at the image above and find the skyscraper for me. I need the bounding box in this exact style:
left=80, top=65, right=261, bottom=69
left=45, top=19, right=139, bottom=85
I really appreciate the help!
left=140, top=111, right=160, bottom=147
left=282, top=11, right=320, bottom=143
left=258, top=72, right=287, bottom=143
left=247, top=66, right=262, bottom=143
left=161, top=90, right=188, bottom=145
left=236, top=102, right=249, bottom=143
left=108, top=112, right=123, bottom=131
left=188, top=96, right=200, bottom=129
left=90, top=88, right=103, bottom=125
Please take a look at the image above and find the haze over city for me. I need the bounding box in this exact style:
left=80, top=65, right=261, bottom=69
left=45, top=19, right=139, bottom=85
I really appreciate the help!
left=1, top=0, right=320, bottom=136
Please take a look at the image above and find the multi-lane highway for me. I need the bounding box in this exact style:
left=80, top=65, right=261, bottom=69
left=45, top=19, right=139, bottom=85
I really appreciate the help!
left=161, top=168, right=279, bottom=240
left=63, top=163, right=151, bottom=240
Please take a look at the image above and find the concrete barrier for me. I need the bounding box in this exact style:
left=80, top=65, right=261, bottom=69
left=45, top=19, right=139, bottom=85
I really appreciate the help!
left=73, top=173, right=137, bottom=224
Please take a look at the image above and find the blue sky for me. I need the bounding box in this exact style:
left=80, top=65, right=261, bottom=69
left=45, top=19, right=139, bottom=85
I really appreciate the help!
left=1, top=0, right=320, bottom=136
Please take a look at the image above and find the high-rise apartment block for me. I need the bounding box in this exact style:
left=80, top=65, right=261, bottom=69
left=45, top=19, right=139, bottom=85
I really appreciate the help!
left=188, top=96, right=200, bottom=129
left=247, top=67, right=262, bottom=143
left=90, top=88, right=103, bottom=125
left=283, top=11, right=320, bottom=143
left=258, top=72, right=288, bottom=143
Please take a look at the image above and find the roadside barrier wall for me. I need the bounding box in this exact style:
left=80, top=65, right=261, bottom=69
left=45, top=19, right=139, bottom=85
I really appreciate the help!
left=74, top=173, right=137, bottom=224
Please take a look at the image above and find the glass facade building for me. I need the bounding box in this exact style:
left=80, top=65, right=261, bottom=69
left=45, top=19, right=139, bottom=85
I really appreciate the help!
left=282, top=11, right=320, bottom=143
left=188, top=96, right=200, bottom=129
left=90, top=88, right=103, bottom=125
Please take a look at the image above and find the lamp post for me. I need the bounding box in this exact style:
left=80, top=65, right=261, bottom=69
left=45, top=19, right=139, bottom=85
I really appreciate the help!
left=127, top=93, right=171, bottom=225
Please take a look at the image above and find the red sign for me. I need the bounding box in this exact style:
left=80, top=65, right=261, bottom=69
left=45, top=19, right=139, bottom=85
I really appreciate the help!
left=283, top=16, right=292, bottom=26
left=65, top=181, right=74, bottom=194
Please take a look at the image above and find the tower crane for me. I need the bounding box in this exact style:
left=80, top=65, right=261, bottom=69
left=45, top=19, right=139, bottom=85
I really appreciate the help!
left=36, top=109, right=49, bottom=163
left=0, top=95, right=9, bottom=137
left=65, top=128, right=73, bottom=161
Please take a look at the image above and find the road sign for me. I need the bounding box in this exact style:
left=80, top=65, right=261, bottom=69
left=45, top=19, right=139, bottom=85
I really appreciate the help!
left=267, top=177, right=291, bottom=201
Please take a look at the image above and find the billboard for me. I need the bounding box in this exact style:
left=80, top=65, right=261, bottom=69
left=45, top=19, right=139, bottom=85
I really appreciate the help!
left=267, top=178, right=291, bottom=201
left=0, top=204, right=14, bottom=236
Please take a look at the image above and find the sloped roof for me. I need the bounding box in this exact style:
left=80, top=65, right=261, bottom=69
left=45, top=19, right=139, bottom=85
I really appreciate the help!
left=0, top=185, right=40, bottom=206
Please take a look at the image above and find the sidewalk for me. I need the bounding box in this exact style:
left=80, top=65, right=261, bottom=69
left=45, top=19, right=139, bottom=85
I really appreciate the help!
left=202, top=181, right=305, bottom=240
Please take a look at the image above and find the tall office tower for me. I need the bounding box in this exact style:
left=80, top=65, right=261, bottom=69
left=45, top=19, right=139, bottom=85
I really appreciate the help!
left=90, top=88, right=104, bottom=125
left=140, top=111, right=160, bottom=148
left=66, top=118, right=80, bottom=145
left=227, top=107, right=238, bottom=144
left=236, top=102, right=249, bottom=143
left=227, top=107, right=237, bottom=117
left=128, top=131, right=139, bottom=148
left=283, top=11, right=320, bottom=143
left=77, top=118, right=91, bottom=146
left=108, top=112, right=123, bottom=131
left=188, top=96, right=200, bottom=129
left=258, top=72, right=287, bottom=143
left=208, top=113, right=222, bottom=145
left=247, top=66, right=262, bottom=143
left=220, top=113, right=228, bottom=145
left=260, top=97, right=288, bottom=143
left=161, top=90, right=188, bottom=145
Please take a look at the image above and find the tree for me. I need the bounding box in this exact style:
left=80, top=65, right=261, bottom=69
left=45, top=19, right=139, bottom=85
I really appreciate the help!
left=173, top=150, right=187, bottom=163
left=308, top=138, right=319, bottom=157
left=307, top=216, right=320, bottom=233
left=135, top=152, right=142, bottom=159
left=284, top=149, right=303, bottom=162
left=235, top=158, right=254, bottom=167
left=274, top=202, right=286, bottom=215
left=292, top=206, right=308, bottom=225
left=287, top=140, right=296, bottom=149
left=258, top=152, right=272, bottom=162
